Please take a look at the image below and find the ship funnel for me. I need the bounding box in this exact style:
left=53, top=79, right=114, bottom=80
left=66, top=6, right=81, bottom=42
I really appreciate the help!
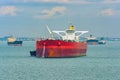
left=70, top=25, right=75, bottom=30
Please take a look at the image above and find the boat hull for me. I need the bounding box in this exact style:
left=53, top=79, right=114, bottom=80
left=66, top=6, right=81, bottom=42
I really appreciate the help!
left=87, top=40, right=99, bottom=45
left=7, top=41, right=23, bottom=46
left=36, top=40, right=87, bottom=58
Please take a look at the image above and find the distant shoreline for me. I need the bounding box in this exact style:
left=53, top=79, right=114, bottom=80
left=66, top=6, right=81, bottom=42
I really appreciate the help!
left=0, top=36, right=120, bottom=41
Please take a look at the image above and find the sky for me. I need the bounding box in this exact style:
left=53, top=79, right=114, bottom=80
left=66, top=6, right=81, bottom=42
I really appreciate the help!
left=0, top=0, right=120, bottom=38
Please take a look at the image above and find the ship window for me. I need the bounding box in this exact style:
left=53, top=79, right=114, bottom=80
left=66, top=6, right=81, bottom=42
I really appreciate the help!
left=66, top=30, right=75, bottom=33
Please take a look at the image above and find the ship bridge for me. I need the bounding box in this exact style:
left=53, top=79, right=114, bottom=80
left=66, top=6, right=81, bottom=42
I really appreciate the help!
left=53, top=25, right=88, bottom=42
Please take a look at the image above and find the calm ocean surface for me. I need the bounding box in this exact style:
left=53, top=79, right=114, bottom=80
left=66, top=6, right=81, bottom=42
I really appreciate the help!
left=0, top=41, right=120, bottom=80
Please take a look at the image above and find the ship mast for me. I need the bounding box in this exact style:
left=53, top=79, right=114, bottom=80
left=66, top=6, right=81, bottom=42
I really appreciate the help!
left=46, top=26, right=54, bottom=39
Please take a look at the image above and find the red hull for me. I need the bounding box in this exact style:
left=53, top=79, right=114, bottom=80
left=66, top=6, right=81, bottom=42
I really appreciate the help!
left=36, top=40, right=87, bottom=58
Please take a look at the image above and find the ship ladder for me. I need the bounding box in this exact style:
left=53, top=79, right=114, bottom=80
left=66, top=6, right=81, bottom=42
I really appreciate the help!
left=42, top=45, right=45, bottom=58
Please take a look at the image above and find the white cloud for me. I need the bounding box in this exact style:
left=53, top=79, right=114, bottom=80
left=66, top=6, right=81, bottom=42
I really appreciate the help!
left=99, top=9, right=120, bottom=16
left=35, top=0, right=69, bottom=3
left=41, top=0, right=94, bottom=4
left=2, top=0, right=120, bottom=4
left=0, top=6, right=19, bottom=16
left=35, top=6, right=67, bottom=19
left=11, top=0, right=94, bottom=4
left=102, top=0, right=120, bottom=4
left=38, top=0, right=120, bottom=4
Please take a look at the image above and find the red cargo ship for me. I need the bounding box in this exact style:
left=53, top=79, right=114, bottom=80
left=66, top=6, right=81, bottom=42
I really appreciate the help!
left=35, top=25, right=88, bottom=58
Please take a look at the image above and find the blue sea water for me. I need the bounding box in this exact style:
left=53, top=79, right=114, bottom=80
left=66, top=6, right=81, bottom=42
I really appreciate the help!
left=0, top=41, right=120, bottom=80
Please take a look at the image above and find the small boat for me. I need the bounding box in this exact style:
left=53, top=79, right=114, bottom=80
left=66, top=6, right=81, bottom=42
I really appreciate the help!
left=31, top=24, right=88, bottom=58
left=7, top=36, right=23, bottom=46
left=30, top=50, right=36, bottom=56
left=87, top=35, right=99, bottom=45
left=98, top=37, right=106, bottom=44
